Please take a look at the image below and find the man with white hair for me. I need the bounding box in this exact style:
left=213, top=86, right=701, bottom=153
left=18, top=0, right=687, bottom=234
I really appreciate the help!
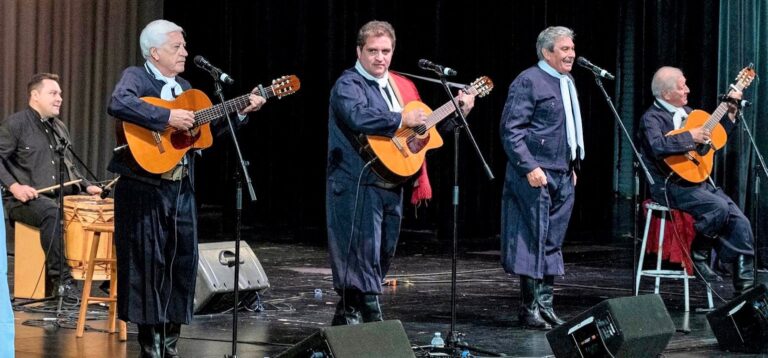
left=107, top=19, right=265, bottom=357
left=638, top=66, right=755, bottom=297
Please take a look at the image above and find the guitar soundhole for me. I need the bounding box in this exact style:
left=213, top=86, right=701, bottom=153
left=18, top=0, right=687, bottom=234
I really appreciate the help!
left=170, top=130, right=201, bottom=149
left=696, top=143, right=712, bottom=156
left=407, top=133, right=430, bottom=154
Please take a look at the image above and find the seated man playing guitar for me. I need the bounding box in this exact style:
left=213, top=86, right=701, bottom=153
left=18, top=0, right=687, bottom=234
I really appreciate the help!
left=638, top=66, right=755, bottom=296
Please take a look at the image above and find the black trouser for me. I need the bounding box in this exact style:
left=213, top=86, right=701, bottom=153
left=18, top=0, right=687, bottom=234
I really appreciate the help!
left=653, top=181, right=754, bottom=264
left=7, top=196, right=71, bottom=280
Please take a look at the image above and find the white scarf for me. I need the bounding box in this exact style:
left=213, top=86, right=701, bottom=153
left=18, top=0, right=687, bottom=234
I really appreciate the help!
left=654, top=98, right=688, bottom=130
left=354, top=60, right=401, bottom=112
left=538, top=60, right=585, bottom=161
left=145, top=61, right=183, bottom=100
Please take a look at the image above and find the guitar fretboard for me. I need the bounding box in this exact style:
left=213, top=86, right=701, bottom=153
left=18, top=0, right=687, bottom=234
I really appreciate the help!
left=703, top=84, right=745, bottom=131
left=425, top=99, right=460, bottom=129
left=192, top=86, right=277, bottom=126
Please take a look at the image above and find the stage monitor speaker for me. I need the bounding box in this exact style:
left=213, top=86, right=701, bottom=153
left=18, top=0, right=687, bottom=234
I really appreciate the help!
left=194, top=241, right=270, bottom=314
left=546, top=294, right=675, bottom=358
left=276, top=320, right=415, bottom=358
left=706, top=284, right=768, bottom=353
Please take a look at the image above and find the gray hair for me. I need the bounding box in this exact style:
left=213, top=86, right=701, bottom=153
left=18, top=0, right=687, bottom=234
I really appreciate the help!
left=536, top=26, right=575, bottom=60
left=651, top=66, right=684, bottom=98
left=140, top=20, right=184, bottom=60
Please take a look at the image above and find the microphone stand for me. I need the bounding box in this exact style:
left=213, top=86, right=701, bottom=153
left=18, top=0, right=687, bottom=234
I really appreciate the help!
left=432, top=70, right=498, bottom=357
left=736, top=108, right=768, bottom=279
left=209, top=72, right=257, bottom=358
left=590, top=75, right=655, bottom=292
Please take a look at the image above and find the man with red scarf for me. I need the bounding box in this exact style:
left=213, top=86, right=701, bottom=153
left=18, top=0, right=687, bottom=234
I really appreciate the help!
left=326, top=20, right=475, bottom=325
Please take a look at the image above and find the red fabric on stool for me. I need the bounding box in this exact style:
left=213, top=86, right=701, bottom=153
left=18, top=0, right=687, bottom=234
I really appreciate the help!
left=642, top=199, right=696, bottom=274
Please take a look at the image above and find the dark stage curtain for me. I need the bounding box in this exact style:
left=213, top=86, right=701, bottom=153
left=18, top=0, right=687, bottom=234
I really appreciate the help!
left=718, top=0, right=768, bottom=266
left=163, top=0, right=622, bottom=241
left=0, top=0, right=162, bottom=178
left=614, top=0, right=720, bottom=198
left=4, top=0, right=765, bottom=247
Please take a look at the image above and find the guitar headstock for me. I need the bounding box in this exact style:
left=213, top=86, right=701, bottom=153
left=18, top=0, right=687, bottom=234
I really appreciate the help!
left=270, top=75, right=301, bottom=98
left=733, top=65, right=756, bottom=91
left=468, top=76, right=494, bottom=98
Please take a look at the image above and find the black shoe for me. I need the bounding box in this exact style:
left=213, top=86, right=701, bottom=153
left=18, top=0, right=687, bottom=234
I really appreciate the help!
left=538, top=276, right=566, bottom=326
left=733, top=255, right=755, bottom=297
left=98, top=281, right=111, bottom=295
left=331, top=290, right=362, bottom=326
left=158, top=323, right=181, bottom=358
left=138, top=324, right=161, bottom=358
left=519, top=276, right=551, bottom=331
left=359, top=294, right=383, bottom=323
left=54, top=277, right=82, bottom=305
left=691, top=244, right=722, bottom=283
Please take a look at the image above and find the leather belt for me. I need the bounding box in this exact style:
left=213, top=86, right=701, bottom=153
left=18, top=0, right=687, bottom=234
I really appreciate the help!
left=373, top=180, right=398, bottom=190
left=160, top=165, right=188, bottom=181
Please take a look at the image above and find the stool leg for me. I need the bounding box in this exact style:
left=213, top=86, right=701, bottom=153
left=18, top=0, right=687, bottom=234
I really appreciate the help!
left=654, top=212, right=666, bottom=294
left=636, top=209, right=654, bottom=296
left=707, top=286, right=714, bottom=310
left=119, top=320, right=127, bottom=341
left=107, top=234, right=117, bottom=334
left=109, top=235, right=127, bottom=341
left=683, top=274, right=690, bottom=312
left=76, top=231, right=101, bottom=338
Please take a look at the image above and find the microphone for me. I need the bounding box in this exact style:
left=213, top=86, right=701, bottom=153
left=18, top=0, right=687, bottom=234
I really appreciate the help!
left=418, top=59, right=457, bottom=76
left=193, top=55, right=235, bottom=84
left=576, top=56, right=615, bottom=80
left=719, top=94, right=751, bottom=108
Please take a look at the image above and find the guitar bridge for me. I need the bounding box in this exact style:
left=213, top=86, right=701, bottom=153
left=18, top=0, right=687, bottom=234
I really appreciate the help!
left=684, top=152, right=700, bottom=166
left=391, top=137, right=409, bottom=158
left=153, top=131, right=166, bottom=153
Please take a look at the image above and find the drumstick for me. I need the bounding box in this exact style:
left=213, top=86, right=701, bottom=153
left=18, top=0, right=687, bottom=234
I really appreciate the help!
left=99, top=176, right=120, bottom=199
left=35, top=179, right=83, bottom=194
left=102, top=176, right=120, bottom=190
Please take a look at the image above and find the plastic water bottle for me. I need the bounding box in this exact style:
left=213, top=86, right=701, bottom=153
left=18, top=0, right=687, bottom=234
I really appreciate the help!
left=313, top=288, right=323, bottom=301
left=431, top=332, right=445, bottom=348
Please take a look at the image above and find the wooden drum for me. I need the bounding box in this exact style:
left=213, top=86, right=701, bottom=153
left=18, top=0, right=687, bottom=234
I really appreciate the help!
left=63, top=195, right=114, bottom=280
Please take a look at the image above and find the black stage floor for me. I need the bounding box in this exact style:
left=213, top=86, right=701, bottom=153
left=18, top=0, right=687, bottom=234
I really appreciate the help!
left=6, top=206, right=765, bottom=357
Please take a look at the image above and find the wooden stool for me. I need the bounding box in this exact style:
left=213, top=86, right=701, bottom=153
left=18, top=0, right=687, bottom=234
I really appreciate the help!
left=13, top=222, right=46, bottom=299
left=635, top=201, right=714, bottom=312
left=75, top=222, right=127, bottom=341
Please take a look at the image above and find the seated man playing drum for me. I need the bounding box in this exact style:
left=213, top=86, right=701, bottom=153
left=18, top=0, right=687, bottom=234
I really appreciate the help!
left=0, top=73, right=102, bottom=303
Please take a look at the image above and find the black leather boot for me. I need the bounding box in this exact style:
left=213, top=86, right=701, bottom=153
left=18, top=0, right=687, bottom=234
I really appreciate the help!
left=331, top=290, right=362, bottom=326
left=733, top=255, right=755, bottom=297
left=157, top=323, right=181, bottom=357
left=691, top=238, right=722, bottom=283
left=138, top=324, right=161, bottom=358
left=518, top=276, right=551, bottom=330
left=359, top=294, right=383, bottom=323
left=538, top=276, right=565, bottom=326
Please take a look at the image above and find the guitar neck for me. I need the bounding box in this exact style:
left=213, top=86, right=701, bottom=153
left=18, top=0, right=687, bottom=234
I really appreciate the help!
left=703, top=102, right=730, bottom=131
left=193, top=85, right=278, bottom=126
left=425, top=98, right=461, bottom=129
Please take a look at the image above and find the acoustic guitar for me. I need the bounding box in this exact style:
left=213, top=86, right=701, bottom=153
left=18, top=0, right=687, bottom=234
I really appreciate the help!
left=663, top=66, right=755, bottom=183
left=360, top=76, right=493, bottom=184
left=118, top=75, right=300, bottom=174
